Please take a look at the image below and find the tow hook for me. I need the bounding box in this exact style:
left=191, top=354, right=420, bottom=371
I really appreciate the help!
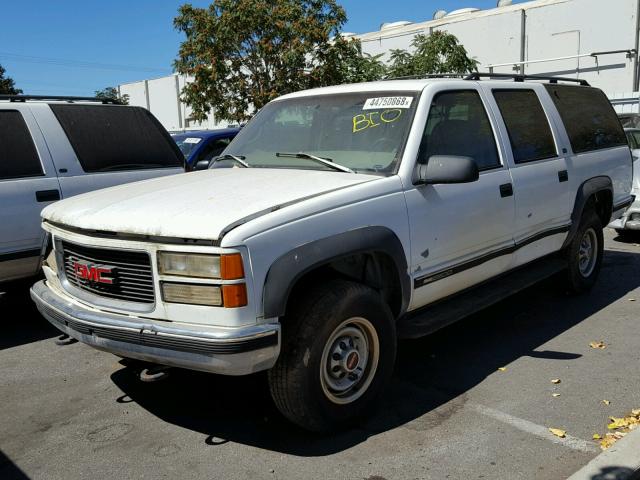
left=139, top=365, right=172, bottom=383
left=54, top=334, right=78, bottom=346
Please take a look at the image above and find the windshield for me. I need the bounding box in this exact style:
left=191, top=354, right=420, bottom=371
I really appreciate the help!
left=173, top=136, right=203, bottom=158
left=223, top=91, right=419, bottom=175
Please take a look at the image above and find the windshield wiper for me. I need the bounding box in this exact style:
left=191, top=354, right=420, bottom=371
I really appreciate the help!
left=210, top=154, right=250, bottom=168
left=275, top=152, right=355, bottom=174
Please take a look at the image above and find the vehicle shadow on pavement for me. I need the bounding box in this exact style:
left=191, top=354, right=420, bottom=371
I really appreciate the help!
left=0, top=280, right=59, bottom=351
left=590, top=466, right=639, bottom=480
left=110, top=248, right=640, bottom=456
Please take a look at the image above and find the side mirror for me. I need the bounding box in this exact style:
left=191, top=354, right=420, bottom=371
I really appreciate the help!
left=415, top=155, right=479, bottom=185
left=194, top=159, right=211, bottom=171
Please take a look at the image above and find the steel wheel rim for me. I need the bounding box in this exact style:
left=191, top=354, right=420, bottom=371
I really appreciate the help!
left=578, top=228, right=598, bottom=277
left=320, top=317, right=380, bottom=405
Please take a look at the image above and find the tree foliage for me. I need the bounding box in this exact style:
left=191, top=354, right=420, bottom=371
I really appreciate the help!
left=94, top=86, right=129, bottom=105
left=174, top=0, right=385, bottom=123
left=173, top=2, right=477, bottom=123
left=0, top=64, right=22, bottom=95
left=386, top=31, right=478, bottom=78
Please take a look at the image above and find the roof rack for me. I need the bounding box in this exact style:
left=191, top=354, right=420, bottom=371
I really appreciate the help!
left=0, top=94, right=122, bottom=104
left=464, top=72, right=590, bottom=86
left=385, top=73, right=466, bottom=81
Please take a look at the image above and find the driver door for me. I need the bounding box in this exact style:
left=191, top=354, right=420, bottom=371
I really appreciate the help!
left=404, top=87, right=516, bottom=310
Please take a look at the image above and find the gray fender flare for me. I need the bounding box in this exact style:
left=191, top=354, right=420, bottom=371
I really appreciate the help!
left=262, top=226, right=410, bottom=319
left=562, top=176, right=612, bottom=249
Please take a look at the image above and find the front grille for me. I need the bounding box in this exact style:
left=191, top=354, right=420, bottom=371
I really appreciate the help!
left=61, top=240, right=155, bottom=304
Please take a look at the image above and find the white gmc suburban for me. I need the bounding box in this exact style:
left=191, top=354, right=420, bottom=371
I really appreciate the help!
left=31, top=74, right=634, bottom=432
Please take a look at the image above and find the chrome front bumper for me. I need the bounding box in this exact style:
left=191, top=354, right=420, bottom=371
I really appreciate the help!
left=31, top=280, right=280, bottom=375
left=609, top=197, right=640, bottom=231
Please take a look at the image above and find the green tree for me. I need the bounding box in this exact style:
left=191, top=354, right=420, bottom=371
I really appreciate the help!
left=314, top=38, right=387, bottom=85
left=387, top=31, right=478, bottom=78
left=174, top=0, right=385, bottom=123
left=94, top=86, right=129, bottom=104
left=0, top=64, right=22, bottom=95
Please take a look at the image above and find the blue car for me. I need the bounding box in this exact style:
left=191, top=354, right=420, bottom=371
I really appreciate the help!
left=172, top=128, right=240, bottom=171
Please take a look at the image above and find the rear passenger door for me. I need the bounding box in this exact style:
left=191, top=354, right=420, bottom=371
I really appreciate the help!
left=0, top=108, right=61, bottom=280
left=405, top=87, right=516, bottom=309
left=486, top=85, right=572, bottom=267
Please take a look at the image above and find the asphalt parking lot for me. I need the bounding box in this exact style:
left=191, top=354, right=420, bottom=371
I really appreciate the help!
left=1, top=229, right=639, bottom=480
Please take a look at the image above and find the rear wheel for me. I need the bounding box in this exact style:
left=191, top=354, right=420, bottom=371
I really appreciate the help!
left=268, top=280, right=396, bottom=432
left=564, top=210, right=604, bottom=293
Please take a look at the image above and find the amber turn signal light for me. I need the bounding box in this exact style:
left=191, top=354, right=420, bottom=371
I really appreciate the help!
left=222, top=284, right=248, bottom=308
left=220, top=253, right=244, bottom=280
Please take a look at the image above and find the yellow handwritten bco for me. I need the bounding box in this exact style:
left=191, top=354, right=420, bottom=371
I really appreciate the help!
left=352, top=109, right=403, bottom=133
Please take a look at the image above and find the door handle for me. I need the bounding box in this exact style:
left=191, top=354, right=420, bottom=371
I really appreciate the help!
left=499, top=183, right=513, bottom=198
left=558, top=170, right=569, bottom=183
left=36, top=189, right=61, bottom=202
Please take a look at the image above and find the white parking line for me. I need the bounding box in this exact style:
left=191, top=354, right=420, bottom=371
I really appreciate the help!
left=470, top=403, right=599, bottom=453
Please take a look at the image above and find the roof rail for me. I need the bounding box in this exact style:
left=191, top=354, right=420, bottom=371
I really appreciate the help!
left=464, top=72, right=590, bottom=86
left=383, top=73, right=467, bottom=81
left=0, top=94, right=122, bottom=104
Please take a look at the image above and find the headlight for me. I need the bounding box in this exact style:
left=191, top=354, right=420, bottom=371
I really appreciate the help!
left=158, top=252, right=221, bottom=278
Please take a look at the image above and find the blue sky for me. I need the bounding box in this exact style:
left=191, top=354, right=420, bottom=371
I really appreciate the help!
left=0, top=0, right=526, bottom=96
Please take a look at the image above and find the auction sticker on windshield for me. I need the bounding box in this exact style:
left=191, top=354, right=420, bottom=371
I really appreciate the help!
left=363, top=96, right=413, bottom=110
left=184, top=138, right=202, bottom=144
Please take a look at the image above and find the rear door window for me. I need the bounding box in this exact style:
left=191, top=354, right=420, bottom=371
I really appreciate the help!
left=493, top=89, right=557, bottom=163
left=0, top=110, right=43, bottom=180
left=545, top=85, right=626, bottom=154
left=50, top=104, right=183, bottom=172
left=419, top=90, right=501, bottom=171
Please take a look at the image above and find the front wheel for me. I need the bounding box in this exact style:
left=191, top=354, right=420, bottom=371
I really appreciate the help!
left=268, top=280, right=396, bottom=432
left=564, top=210, right=604, bottom=293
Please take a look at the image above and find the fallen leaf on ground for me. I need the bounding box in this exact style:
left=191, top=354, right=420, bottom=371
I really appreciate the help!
left=602, top=400, right=611, bottom=405
left=498, top=367, right=507, bottom=372
left=551, top=379, right=561, bottom=384
left=552, top=393, right=561, bottom=397
left=600, top=434, right=618, bottom=450
left=593, top=433, right=601, bottom=440
left=589, top=341, right=607, bottom=349
left=549, top=428, right=566, bottom=438
left=594, top=407, right=640, bottom=450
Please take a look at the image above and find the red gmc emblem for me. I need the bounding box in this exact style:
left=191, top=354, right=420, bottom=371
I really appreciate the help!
left=73, top=261, right=115, bottom=285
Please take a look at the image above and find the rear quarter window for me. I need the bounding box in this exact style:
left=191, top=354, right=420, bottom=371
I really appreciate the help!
left=50, top=104, right=183, bottom=172
left=0, top=110, right=43, bottom=180
left=545, top=85, right=626, bottom=154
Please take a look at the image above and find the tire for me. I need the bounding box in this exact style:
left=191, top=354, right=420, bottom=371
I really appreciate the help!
left=564, top=209, right=604, bottom=293
left=268, top=279, right=396, bottom=432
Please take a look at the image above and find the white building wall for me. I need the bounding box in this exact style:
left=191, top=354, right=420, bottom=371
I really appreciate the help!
left=522, top=0, right=637, bottom=94
left=120, top=74, right=225, bottom=132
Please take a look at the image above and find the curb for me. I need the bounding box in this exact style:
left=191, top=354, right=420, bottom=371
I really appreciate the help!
left=566, top=426, right=640, bottom=480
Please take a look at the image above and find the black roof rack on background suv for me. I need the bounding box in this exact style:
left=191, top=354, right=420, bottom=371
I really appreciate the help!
left=0, top=94, right=122, bottom=104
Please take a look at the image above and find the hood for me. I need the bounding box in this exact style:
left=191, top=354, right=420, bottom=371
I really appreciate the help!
left=42, top=168, right=377, bottom=241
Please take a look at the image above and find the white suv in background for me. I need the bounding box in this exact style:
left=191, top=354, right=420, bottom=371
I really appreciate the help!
left=31, top=74, right=633, bottom=432
left=609, top=127, right=640, bottom=233
left=0, top=95, right=184, bottom=283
